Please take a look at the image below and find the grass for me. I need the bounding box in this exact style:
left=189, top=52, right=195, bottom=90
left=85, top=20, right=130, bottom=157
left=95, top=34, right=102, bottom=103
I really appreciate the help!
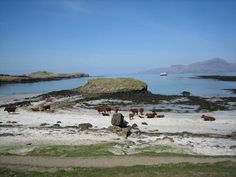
left=1, top=143, right=235, bottom=158
left=28, top=143, right=117, bottom=157
left=0, top=161, right=236, bottom=177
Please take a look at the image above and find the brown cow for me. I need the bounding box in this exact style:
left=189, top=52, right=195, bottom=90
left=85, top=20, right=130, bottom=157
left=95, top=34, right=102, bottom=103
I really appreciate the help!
left=42, top=105, right=50, bottom=111
left=156, top=115, right=165, bottom=118
left=129, top=113, right=135, bottom=120
left=4, top=105, right=16, bottom=113
left=129, top=108, right=139, bottom=115
left=139, top=108, right=144, bottom=115
left=150, top=108, right=159, bottom=114
left=31, top=107, right=40, bottom=112
left=201, top=115, right=216, bottom=121
left=97, top=106, right=112, bottom=114
left=97, top=106, right=107, bottom=114
left=102, top=113, right=110, bottom=116
left=146, top=112, right=157, bottom=118
left=106, top=107, right=112, bottom=113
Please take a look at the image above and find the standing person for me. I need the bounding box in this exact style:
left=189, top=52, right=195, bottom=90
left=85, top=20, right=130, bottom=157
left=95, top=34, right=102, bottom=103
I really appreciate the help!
left=111, top=108, right=128, bottom=128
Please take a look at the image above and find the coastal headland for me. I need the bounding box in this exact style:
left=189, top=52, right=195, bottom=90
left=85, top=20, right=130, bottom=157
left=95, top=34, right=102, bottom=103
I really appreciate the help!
left=0, top=71, right=89, bottom=84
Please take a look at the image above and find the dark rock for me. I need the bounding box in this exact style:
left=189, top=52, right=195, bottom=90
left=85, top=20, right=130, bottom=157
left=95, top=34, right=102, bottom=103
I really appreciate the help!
left=182, top=91, right=191, bottom=97
left=131, top=123, right=138, bottom=129
left=142, top=122, right=148, bottom=125
left=52, top=123, right=61, bottom=128
left=231, top=131, right=236, bottom=139
left=108, top=125, right=131, bottom=138
left=78, top=123, right=93, bottom=130
left=127, top=141, right=136, bottom=146
left=57, top=121, right=62, bottom=124
left=230, top=145, right=236, bottom=149
left=40, top=123, right=50, bottom=127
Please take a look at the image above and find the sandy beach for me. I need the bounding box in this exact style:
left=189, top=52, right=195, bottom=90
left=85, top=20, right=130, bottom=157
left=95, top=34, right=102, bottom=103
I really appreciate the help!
left=1, top=100, right=236, bottom=156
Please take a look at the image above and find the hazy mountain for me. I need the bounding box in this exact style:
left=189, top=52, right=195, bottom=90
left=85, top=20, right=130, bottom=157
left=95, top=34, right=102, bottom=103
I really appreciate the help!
left=144, top=58, right=236, bottom=74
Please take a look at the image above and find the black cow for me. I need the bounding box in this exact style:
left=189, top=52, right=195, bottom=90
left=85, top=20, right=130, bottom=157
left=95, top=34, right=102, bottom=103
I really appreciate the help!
left=4, top=105, right=16, bottom=113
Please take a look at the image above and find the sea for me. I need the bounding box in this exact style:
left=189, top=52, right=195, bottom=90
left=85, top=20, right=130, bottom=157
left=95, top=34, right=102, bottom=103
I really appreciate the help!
left=0, top=73, right=236, bottom=104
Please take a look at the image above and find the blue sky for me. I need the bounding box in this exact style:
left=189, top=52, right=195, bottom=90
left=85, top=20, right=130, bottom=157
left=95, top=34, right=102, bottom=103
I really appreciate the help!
left=0, top=0, right=236, bottom=75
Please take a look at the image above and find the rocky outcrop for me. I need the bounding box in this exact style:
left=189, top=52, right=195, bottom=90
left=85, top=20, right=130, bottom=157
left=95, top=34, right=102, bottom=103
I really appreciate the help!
left=76, top=78, right=148, bottom=94
left=108, top=126, right=131, bottom=138
left=0, top=71, right=89, bottom=84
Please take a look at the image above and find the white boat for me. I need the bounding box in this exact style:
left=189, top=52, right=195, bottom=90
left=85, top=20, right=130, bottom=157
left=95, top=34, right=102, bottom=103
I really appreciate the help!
left=160, top=72, right=167, bottom=76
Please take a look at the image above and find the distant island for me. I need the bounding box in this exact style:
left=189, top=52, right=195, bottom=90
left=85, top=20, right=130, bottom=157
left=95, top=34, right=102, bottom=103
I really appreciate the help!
left=196, top=75, right=236, bottom=82
left=143, top=58, right=236, bottom=74
left=0, top=71, right=89, bottom=84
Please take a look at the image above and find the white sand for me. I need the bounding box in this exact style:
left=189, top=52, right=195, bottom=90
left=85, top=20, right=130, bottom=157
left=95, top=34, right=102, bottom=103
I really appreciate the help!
left=0, top=107, right=236, bottom=156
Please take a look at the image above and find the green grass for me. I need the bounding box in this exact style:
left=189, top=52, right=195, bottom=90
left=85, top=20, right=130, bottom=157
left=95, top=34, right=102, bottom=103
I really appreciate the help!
left=1, top=143, right=235, bottom=158
left=1, top=161, right=236, bottom=177
left=28, top=143, right=118, bottom=157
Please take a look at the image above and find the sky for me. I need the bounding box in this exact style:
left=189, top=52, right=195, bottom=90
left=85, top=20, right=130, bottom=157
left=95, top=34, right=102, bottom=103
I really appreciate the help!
left=0, top=0, right=236, bottom=75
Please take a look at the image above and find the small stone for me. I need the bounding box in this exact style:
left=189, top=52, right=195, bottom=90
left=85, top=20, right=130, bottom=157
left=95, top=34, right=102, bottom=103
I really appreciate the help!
left=131, top=123, right=138, bottom=129
left=52, top=123, right=61, bottom=128
left=231, top=131, right=236, bottom=139
left=40, top=123, right=49, bottom=127
left=142, top=122, right=148, bottom=125
left=78, top=123, right=93, bottom=131
left=162, top=136, right=174, bottom=142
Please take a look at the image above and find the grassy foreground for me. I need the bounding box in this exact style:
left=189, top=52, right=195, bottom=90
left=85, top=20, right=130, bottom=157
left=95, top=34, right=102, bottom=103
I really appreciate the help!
left=1, top=161, right=236, bottom=177
left=1, top=143, right=234, bottom=158
left=0, top=143, right=202, bottom=157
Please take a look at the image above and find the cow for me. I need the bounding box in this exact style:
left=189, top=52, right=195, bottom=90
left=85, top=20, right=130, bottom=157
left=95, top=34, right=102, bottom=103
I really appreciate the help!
left=146, top=112, right=157, bottom=118
left=42, top=105, right=50, bottom=111
left=31, top=107, right=40, bottom=112
left=149, top=108, right=159, bottom=114
left=97, top=106, right=112, bottom=114
left=102, top=113, right=110, bottom=116
left=129, top=108, right=139, bottom=115
left=129, top=113, right=135, bottom=120
left=201, top=115, right=216, bottom=121
left=4, top=105, right=16, bottom=113
left=139, top=108, right=144, bottom=115
left=106, top=107, right=112, bottom=113
left=156, top=115, right=165, bottom=118
left=97, top=106, right=107, bottom=114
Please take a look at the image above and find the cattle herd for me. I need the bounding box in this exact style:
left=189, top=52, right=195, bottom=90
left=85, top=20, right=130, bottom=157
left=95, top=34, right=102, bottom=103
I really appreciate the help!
left=3, top=104, right=51, bottom=113
left=96, top=105, right=216, bottom=121
left=3, top=104, right=216, bottom=121
left=96, top=106, right=165, bottom=120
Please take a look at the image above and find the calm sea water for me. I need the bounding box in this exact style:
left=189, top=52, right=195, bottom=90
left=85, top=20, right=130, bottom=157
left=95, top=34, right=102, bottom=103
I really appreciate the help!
left=0, top=73, right=236, bottom=97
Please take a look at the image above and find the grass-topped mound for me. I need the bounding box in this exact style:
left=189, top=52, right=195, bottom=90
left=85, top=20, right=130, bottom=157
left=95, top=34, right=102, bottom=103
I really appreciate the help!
left=0, top=71, right=89, bottom=84
left=76, top=78, right=148, bottom=94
